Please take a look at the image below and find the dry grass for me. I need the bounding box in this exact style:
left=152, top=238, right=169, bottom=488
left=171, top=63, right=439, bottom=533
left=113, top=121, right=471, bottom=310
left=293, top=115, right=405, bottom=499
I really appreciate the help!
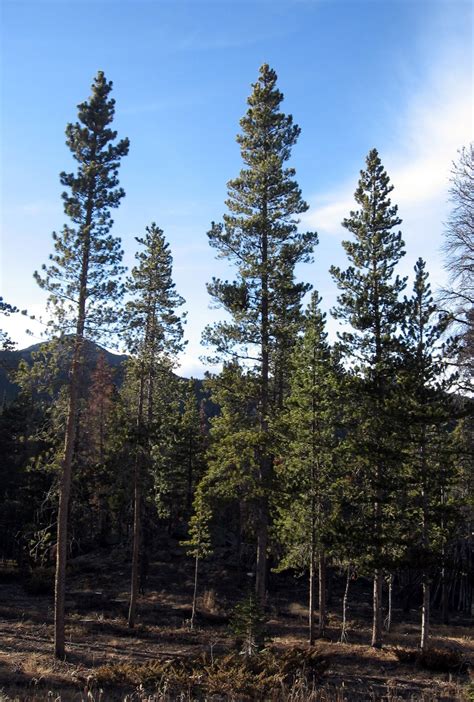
left=0, top=557, right=471, bottom=701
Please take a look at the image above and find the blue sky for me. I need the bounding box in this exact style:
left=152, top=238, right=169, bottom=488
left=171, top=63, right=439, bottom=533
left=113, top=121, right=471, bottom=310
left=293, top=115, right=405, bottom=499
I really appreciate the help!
left=1, top=0, right=472, bottom=375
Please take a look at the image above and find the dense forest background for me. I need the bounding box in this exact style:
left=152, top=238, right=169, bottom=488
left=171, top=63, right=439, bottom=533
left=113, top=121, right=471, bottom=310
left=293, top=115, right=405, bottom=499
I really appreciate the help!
left=0, top=66, right=472, bottom=698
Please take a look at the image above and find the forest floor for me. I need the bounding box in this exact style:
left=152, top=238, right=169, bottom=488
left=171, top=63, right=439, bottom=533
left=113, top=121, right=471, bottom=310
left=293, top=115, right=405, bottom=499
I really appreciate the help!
left=0, top=543, right=472, bottom=701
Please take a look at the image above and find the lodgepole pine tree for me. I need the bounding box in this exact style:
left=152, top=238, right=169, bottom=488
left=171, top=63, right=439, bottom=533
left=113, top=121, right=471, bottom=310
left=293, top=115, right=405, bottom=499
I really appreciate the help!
left=35, top=72, right=129, bottom=659
left=182, top=486, right=212, bottom=629
left=123, top=223, right=185, bottom=628
left=401, top=259, right=458, bottom=651
left=203, top=64, right=317, bottom=603
left=330, top=148, right=406, bottom=648
left=276, top=292, right=343, bottom=643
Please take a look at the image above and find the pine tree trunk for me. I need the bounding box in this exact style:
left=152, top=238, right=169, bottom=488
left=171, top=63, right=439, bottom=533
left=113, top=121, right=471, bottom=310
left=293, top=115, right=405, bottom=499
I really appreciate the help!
left=255, top=500, right=268, bottom=605
left=191, top=554, right=199, bottom=629
left=371, top=570, right=383, bottom=648
left=318, top=550, right=327, bottom=637
left=385, top=573, right=393, bottom=632
left=340, top=566, right=351, bottom=643
left=256, top=203, right=270, bottom=607
left=420, top=577, right=430, bottom=651
left=308, top=537, right=316, bottom=645
left=128, top=375, right=146, bottom=629
left=128, top=464, right=141, bottom=628
left=54, top=219, right=91, bottom=659
left=54, top=337, right=82, bottom=659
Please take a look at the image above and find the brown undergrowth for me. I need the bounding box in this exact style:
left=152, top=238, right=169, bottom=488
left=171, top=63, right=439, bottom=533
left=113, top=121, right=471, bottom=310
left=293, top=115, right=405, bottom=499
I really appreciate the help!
left=0, top=552, right=471, bottom=701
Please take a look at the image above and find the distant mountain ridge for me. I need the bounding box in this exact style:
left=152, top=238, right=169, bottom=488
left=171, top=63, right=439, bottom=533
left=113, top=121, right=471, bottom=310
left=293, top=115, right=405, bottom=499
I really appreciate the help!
left=0, top=340, right=214, bottom=415
left=0, top=340, right=129, bottom=405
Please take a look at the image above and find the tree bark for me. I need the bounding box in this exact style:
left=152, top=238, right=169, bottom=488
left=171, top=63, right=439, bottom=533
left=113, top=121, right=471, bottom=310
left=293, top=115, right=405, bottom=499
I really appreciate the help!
left=318, top=551, right=327, bottom=637
left=371, top=570, right=383, bottom=648
left=128, top=374, right=146, bottom=629
left=128, top=462, right=141, bottom=628
left=340, top=566, right=351, bottom=643
left=54, top=337, right=82, bottom=659
left=420, top=577, right=430, bottom=651
left=308, top=536, right=316, bottom=645
left=54, top=206, right=92, bottom=659
left=191, top=554, right=199, bottom=629
left=385, top=573, right=393, bottom=632
left=256, top=211, right=270, bottom=606
left=255, top=501, right=268, bottom=605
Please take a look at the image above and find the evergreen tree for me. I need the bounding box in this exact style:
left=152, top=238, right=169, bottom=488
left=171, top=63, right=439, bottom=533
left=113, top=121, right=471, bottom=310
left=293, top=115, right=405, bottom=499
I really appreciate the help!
left=182, top=486, right=212, bottom=629
left=276, top=292, right=343, bottom=643
left=34, top=71, right=129, bottom=658
left=203, top=64, right=317, bottom=603
left=163, top=379, right=207, bottom=520
left=330, top=148, right=407, bottom=648
left=123, top=223, right=185, bottom=628
left=401, top=259, right=459, bottom=650
left=0, top=298, right=18, bottom=352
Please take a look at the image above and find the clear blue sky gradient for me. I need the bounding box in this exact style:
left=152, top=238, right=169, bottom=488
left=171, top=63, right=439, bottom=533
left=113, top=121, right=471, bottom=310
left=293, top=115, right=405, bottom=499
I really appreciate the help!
left=1, top=0, right=472, bottom=375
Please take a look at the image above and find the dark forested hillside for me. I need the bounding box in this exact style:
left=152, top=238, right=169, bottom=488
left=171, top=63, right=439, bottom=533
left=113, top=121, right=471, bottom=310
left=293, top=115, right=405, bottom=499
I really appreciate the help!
left=0, top=340, right=128, bottom=405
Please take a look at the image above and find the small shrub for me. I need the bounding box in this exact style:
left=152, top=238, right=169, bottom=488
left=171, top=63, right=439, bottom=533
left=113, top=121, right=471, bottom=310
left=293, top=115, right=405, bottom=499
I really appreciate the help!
left=230, top=592, right=267, bottom=656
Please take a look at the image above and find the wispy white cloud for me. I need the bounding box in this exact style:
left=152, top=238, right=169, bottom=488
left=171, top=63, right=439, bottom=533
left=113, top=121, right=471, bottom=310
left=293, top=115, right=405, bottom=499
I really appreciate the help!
left=302, top=44, right=472, bottom=258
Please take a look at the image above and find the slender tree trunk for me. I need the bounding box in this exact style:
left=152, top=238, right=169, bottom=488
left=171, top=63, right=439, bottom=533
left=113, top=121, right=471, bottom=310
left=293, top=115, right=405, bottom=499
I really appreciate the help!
left=128, top=375, right=146, bottom=629
left=191, top=554, right=199, bottom=629
left=256, top=214, right=270, bottom=606
left=308, top=535, right=316, bottom=645
left=420, top=577, right=430, bottom=651
left=371, top=570, right=383, bottom=648
left=54, top=214, right=92, bottom=659
left=318, top=550, right=327, bottom=637
left=128, top=463, right=141, bottom=628
left=340, top=566, right=351, bottom=643
left=255, top=501, right=268, bottom=605
left=54, top=337, right=82, bottom=659
left=187, top=435, right=194, bottom=510
left=385, top=573, right=393, bottom=632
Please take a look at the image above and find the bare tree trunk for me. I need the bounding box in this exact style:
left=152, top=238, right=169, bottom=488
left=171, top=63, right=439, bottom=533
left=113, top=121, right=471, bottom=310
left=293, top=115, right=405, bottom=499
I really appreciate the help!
left=308, top=537, right=316, bottom=645
left=54, top=337, right=82, bottom=659
left=54, top=217, right=91, bottom=658
left=256, top=202, right=270, bottom=607
left=340, top=566, right=351, bottom=643
left=128, top=375, right=146, bottom=629
left=318, top=550, right=327, bottom=637
left=128, top=463, right=141, bottom=628
left=191, top=554, right=199, bottom=629
left=420, top=577, right=430, bottom=651
left=371, top=570, right=383, bottom=648
left=255, top=501, right=268, bottom=605
left=384, top=573, right=393, bottom=632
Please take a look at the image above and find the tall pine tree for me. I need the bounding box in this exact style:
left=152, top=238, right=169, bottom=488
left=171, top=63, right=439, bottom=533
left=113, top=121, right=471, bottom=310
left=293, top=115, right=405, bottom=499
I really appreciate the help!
left=203, top=64, right=317, bottom=603
left=401, top=259, right=458, bottom=650
left=330, top=148, right=406, bottom=648
left=123, top=223, right=185, bottom=628
left=35, top=72, right=129, bottom=658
